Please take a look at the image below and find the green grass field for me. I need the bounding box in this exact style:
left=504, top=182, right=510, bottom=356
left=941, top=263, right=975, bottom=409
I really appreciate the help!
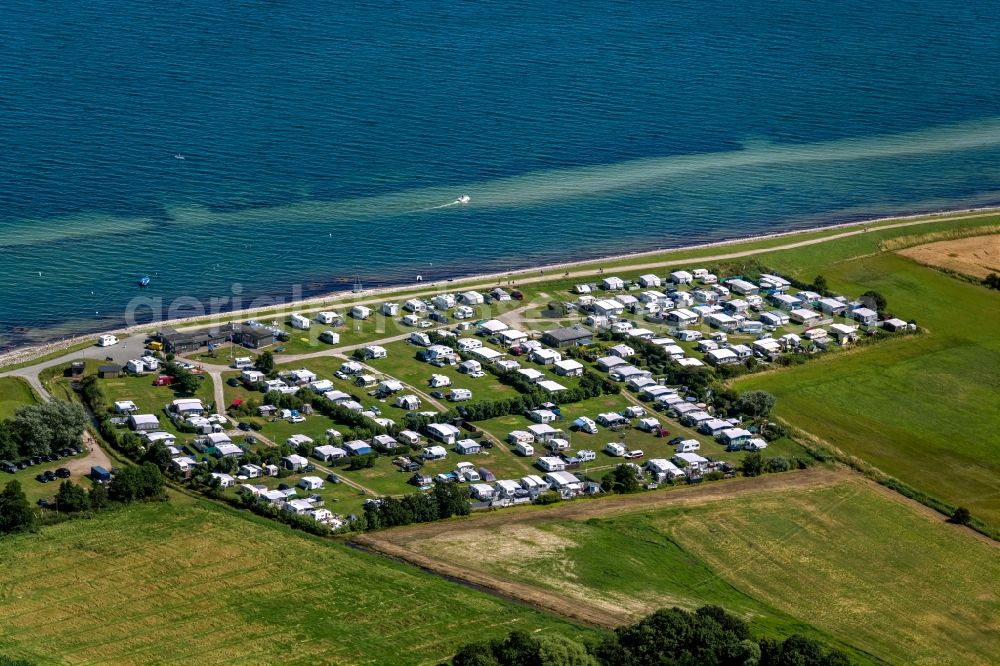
left=738, top=248, right=1000, bottom=526
left=0, top=377, right=39, bottom=420
left=401, top=475, right=1000, bottom=665
left=0, top=495, right=591, bottom=666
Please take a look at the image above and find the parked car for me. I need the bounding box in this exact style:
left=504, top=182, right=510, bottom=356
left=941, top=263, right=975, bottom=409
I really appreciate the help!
left=288, top=415, right=306, bottom=424
left=624, top=450, right=645, bottom=459
left=55, top=467, right=71, bottom=478
left=326, top=473, right=340, bottom=483
left=35, top=473, right=49, bottom=483
left=237, top=422, right=252, bottom=431
left=1, top=461, right=17, bottom=474
left=227, top=377, right=241, bottom=387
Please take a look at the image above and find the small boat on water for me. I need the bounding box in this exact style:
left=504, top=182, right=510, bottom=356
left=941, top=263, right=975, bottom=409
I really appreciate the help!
left=455, top=194, right=470, bottom=204
left=174, top=153, right=185, bottom=160
left=138, top=275, right=151, bottom=287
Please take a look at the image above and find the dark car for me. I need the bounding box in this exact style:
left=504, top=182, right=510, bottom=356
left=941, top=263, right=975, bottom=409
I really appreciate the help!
left=237, top=422, right=252, bottom=431
left=227, top=377, right=241, bottom=387
left=429, top=312, right=449, bottom=324
left=326, top=473, right=340, bottom=484
left=244, top=435, right=257, bottom=445
left=55, top=467, right=71, bottom=478
left=43, top=470, right=57, bottom=481
left=277, top=483, right=291, bottom=491
left=304, top=464, right=316, bottom=472
left=511, top=290, right=524, bottom=301
left=36, top=473, right=49, bottom=483
left=1, top=461, right=16, bottom=474
left=668, top=436, right=686, bottom=446
left=430, top=390, right=445, bottom=399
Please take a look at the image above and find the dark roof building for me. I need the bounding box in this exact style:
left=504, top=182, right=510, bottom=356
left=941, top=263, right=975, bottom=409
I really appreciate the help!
left=98, top=364, right=122, bottom=378
left=541, top=325, right=593, bottom=349
left=231, top=323, right=276, bottom=349
left=158, top=327, right=228, bottom=354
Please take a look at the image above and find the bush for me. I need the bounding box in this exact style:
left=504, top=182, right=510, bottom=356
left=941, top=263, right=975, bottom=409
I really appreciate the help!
left=948, top=506, right=972, bottom=526
left=742, top=452, right=764, bottom=477
left=534, top=491, right=561, bottom=505
left=765, top=456, right=791, bottom=473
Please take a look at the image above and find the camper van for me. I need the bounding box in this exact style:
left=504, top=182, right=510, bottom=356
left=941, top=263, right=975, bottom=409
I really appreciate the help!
left=676, top=439, right=701, bottom=453
left=604, top=442, right=627, bottom=457
left=97, top=334, right=119, bottom=347
left=515, top=441, right=535, bottom=457
left=573, top=416, right=598, bottom=434
left=448, top=388, right=473, bottom=402
left=231, top=357, right=254, bottom=369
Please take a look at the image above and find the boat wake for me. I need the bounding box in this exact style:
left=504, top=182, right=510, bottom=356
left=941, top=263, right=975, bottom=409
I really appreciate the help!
left=421, top=194, right=471, bottom=211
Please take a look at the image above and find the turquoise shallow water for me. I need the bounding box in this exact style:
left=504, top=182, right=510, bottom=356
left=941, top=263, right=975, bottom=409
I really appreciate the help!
left=2, top=0, right=1000, bottom=348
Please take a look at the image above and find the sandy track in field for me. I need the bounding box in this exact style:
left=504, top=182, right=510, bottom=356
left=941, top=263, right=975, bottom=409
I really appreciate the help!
left=898, top=233, right=1000, bottom=278
left=350, top=467, right=849, bottom=628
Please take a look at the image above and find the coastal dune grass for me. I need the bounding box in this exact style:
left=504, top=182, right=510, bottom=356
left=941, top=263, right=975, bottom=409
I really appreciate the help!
left=0, top=496, right=590, bottom=665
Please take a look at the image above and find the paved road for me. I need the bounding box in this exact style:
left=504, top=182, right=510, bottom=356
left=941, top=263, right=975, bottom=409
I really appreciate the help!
left=0, top=332, right=149, bottom=397
left=154, top=209, right=1000, bottom=336
left=4, top=209, right=985, bottom=384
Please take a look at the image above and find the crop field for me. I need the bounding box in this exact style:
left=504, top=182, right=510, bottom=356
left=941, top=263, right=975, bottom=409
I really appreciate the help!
left=0, top=376, right=39, bottom=420
left=739, top=247, right=1000, bottom=526
left=368, top=471, right=1000, bottom=666
left=898, top=233, right=1000, bottom=279
left=0, top=496, right=591, bottom=666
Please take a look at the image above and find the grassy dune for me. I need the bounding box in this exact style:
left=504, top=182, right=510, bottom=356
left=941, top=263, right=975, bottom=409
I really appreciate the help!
left=0, top=496, right=590, bottom=665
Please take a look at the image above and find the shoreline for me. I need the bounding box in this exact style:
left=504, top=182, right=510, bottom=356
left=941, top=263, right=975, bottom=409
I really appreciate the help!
left=1, top=204, right=997, bottom=370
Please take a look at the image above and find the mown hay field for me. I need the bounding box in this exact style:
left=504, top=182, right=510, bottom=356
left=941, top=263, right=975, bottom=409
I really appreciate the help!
left=398, top=476, right=1000, bottom=665
left=738, top=248, right=1000, bottom=526
left=0, top=496, right=590, bottom=665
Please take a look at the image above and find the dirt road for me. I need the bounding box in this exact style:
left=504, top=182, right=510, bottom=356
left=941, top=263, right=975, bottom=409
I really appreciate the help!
left=351, top=467, right=850, bottom=628
left=63, top=431, right=113, bottom=483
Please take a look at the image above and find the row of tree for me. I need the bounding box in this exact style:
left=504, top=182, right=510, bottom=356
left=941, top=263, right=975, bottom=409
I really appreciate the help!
left=363, top=484, right=470, bottom=530
left=450, top=605, right=854, bottom=666
left=0, top=400, right=89, bottom=462
left=0, top=464, right=164, bottom=535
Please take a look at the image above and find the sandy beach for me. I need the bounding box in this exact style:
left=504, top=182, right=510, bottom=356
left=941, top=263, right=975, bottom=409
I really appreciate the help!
left=1, top=205, right=996, bottom=370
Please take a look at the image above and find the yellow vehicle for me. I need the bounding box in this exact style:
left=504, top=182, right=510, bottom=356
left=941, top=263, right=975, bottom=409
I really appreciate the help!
left=146, top=341, right=163, bottom=351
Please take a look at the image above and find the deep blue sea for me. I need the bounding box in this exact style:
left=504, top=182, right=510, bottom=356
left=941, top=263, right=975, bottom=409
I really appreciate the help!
left=3, top=0, right=1000, bottom=349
